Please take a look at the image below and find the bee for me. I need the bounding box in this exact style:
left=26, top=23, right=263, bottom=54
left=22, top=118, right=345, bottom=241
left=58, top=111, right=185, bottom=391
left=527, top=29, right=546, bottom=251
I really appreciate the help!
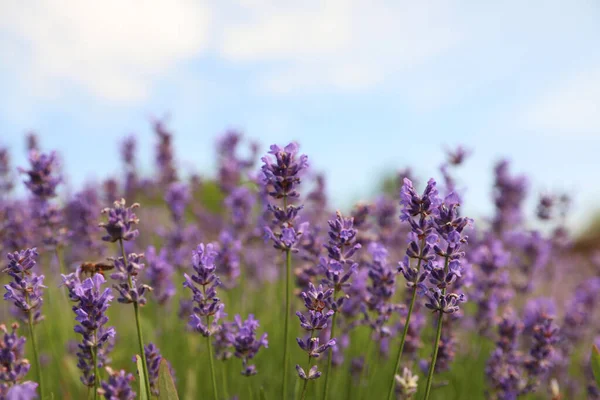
left=79, top=261, right=114, bottom=278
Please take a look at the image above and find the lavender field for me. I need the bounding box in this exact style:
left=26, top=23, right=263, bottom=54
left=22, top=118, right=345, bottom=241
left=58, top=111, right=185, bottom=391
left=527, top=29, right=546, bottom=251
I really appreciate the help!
left=0, top=126, right=599, bottom=400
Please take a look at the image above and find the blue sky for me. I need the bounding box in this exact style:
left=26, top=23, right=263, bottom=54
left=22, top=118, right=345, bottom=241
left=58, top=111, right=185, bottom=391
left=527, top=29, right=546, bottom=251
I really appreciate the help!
left=1, top=1, right=599, bottom=231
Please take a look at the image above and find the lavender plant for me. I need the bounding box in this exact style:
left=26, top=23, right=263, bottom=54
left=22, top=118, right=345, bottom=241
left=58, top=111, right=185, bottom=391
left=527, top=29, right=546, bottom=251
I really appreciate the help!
left=3, top=248, right=45, bottom=397
left=99, top=199, right=152, bottom=397
left=260, top=142, right=308, bottom=399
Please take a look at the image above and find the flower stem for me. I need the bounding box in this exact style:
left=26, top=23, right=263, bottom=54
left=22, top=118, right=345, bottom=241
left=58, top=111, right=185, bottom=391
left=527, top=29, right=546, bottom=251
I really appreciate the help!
left=119, top=239, right=152, bottom=398
left=282, top=247, right=292, bottom=399
left=206, top=331, right=218, bottom=400
left=387, top=239, right=425, bottom=400
left=27, top=312, right=43, bottom=398
left=300, top=331, right=315, bottom=400
left=322, top=289, right=339, bottom=400
left=423, top=256, right=449, bottom=400
left=92, top=337, right=99, bottom=400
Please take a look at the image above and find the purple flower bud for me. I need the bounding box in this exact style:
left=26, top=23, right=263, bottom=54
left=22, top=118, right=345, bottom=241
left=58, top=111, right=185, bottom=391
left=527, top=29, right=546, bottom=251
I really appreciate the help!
left=18, top=150, right=61, bottom=199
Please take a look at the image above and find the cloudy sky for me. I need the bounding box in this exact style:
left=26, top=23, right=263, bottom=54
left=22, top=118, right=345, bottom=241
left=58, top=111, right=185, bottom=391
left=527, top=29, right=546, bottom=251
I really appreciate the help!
left=1, top=1, right=599, bottom=229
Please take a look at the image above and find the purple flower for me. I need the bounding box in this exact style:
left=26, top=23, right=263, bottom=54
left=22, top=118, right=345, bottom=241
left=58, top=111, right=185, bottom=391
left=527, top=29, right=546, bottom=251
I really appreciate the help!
left=145, top=247, right=175, bottom=305
left=295, top=365, right=321, bottom=381
left=0, top=323, right=31, bottom=385
left=144, top=343, right=175, bottom=396
left=227, top=314, right=268, bottom=376
left=215, top=231, right=241, bottom=289
left=165, top=182, right=189, bottom=224
left=486, top=308, right=523, bottom=399
left=183, top=243, right=226, bottom=337
left=261, top=142, right=308, bottom=200
left=296, top=337, right=336, bottom=359
left=492, top=160, right=528, bottom=233
left=153, top=119, right=178, bottom=186
left=224, top=187, right=255, bottom=232
left=3, top=249, right=45, bottom=324
left=99, top=199, right=140, bottom=243
left=65, top=187, right=105, bottom=261
left=0, top=147, right=14, bottom=195
left=67, top=273, right=116, bottom=387
left=3, top=381, right=39, bottom=399
left=18, top=150, right=61, bottom=199
left=110, top=253, right=151, bottom=305
left=98, top=368, right=136, bottom=400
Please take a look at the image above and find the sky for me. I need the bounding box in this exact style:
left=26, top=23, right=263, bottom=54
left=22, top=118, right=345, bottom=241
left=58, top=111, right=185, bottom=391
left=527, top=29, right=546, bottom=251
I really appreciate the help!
left=1, top=0, right=599, bottom=231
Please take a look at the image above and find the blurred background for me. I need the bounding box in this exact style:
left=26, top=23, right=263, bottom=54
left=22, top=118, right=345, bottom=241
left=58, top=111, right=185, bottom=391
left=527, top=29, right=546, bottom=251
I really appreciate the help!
left=1, top=0, right=599, bottom=234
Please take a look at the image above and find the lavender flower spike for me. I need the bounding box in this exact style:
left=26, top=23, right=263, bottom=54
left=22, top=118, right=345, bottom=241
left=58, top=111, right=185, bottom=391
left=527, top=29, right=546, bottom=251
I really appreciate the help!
left=18, top=150, right=61, bottom=199
left=145, top=343, right=175, bottom=396
left=98, top=368, right=136, bottom=400
left=227, top=314, right=268, bottom=376
left=70, top=274, right=116, bottom=388
left=4, top=248, right=45, bottom=324
left=0, top=323, right=32, bottom=388
left=98, top=199, right=140, bottom=243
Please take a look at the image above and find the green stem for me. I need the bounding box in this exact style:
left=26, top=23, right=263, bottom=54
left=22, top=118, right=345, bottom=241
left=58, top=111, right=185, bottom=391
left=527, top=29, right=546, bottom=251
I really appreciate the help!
left=387, top=239, right=425, bottom=400
left=92, top=336, right=99, bottom=400
left=221, top=362, right=229, bottom=400
left=322, top=289, right=339, bottom=400
left=207, top=331, right=218, bottom=400
left=27, top=313, right=43, bottom=398
left=282, top=248, right=292, bottom=399
left=119, top=239, right=152, bottom=398
left=423, top=256, right=450, bottom=400
left=55, top=246, right=66, bottom=276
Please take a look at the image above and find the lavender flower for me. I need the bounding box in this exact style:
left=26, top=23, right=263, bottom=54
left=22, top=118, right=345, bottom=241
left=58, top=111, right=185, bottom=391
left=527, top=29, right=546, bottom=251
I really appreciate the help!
left=523, top=314, right=560, bottom=392
left=18, top=151, right=60, bottom=199
left=109, top=253, right=151, bottom=305
left=215, top=231, right=241, bottom=289
left=492, top=160, right=527, bottom=233
left=183, top=243, right=225, bottom=337
left=99, top=199, right=140, bottom=243
left=486, top=309, right=523, bottom=399
left=67, top=273, right=116, bottom=387
left=3, top=381, right=39, bottom=400
left=145, top=246, right=175, bottom=305
left=165, top=182, right=189, bottom=224
left=227, top=314, right=268, bottom=376
left=0, top=323, right=32, bottom=387
left=224, top=187, right=255, bottom=233
left=98, top=368, right=136, bottom=400
left=261, top=143, right=309, bottom=253
left=144, top=343, right=174, bottom=396
left=65, top=187, right=105, bottom=261
left=153, top=120, right=178, bottom=186
left=3, top=249, right=45, bottom=324
left=296, top=337, right=336, bottom=361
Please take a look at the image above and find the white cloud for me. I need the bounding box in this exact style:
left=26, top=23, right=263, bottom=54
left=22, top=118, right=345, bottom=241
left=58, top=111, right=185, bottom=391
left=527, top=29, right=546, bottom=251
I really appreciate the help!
left=0, top=0, right=212, bottom=102
left=217, top=1, right=463, bottom=94
left=522, top=69, right=600, bottom=136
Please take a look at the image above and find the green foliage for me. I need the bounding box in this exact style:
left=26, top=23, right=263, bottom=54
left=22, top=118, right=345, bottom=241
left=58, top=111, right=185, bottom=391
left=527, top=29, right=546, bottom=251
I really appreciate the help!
left=136, top=355, right=149, bottom=400
left=158, top=359, right=179, bottom=400
left=592, top=344, right=600, bottom=389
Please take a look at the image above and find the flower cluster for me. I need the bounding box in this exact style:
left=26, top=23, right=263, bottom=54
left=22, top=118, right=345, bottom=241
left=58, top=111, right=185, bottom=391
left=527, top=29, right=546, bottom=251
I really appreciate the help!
left=0, top=323, right=38, bottom=398
left=145, top=343, right=174, bottom=396
left=183, top=243, right=226, bottom=337
left=99, top=199, right=140, bottom=243
left=98, top=368, right=136, bottom=400
left=3, top=248, right=45, bottom=324
left=226, top=314, right=268, bottom=376
left=63, top=273, right=116, bottom=387
left=261, top=143, right=309, bottom=253
left=145, top=246, right=175, bottom=305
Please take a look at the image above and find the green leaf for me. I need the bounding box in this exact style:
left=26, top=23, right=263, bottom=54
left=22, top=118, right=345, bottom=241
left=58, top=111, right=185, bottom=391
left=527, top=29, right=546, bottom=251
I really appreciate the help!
left=592, top=344, right=600, bottom=388
left=259, top=386, right=267, bottom=400
left=135, top=354, right=150, bottom=400
left=157, top=359, right=180, bottom=400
